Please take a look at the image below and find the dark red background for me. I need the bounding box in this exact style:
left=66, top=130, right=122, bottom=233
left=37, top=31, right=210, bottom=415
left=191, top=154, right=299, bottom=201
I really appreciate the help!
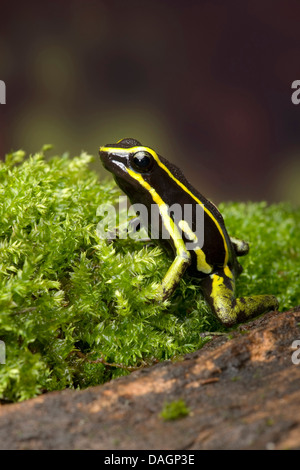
left=1, top=0, right=300, bottom=203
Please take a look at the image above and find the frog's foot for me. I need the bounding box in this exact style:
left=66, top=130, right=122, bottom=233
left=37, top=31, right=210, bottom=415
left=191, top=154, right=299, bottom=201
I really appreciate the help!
left=230, top=237, right=249, bottom=257
left=154, top=251, right=192, bottom=302
left=106, top=217, right=152, bottom=243
left=201, top=266, right=279, bottom=327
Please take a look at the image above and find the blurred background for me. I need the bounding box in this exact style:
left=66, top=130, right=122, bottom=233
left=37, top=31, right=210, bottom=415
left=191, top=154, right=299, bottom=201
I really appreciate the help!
left=0, top=0, right=300, bottom=203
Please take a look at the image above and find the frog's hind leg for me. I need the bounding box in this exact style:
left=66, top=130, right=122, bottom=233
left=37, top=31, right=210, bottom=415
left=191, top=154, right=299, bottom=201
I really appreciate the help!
left=201, top=266, right=279, bottom=327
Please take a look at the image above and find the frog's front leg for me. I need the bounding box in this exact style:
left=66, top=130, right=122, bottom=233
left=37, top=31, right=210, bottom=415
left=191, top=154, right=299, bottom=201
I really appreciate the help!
left=107, top=216, right=152, bottom=242
left=155, top=250, right=191, bottom=301
left=201, top=266, right=279, bottom=327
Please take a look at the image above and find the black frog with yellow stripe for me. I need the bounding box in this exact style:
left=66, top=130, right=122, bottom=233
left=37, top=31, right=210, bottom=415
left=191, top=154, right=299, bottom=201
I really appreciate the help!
left=99, top=138, right=278, bottom=327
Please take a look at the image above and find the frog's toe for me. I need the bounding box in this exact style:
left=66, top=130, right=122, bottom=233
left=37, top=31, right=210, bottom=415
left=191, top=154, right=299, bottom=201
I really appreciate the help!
left=230, top=237, right=249, bottom=257
left=214, top=294, right=279, bottom=327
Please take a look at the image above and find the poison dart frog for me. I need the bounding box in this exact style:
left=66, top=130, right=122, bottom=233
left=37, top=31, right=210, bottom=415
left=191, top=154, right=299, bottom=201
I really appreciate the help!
left=99, top=138, right=279, bottom=327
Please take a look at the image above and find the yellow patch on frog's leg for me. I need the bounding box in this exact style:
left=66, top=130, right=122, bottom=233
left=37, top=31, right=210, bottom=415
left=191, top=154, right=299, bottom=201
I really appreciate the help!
left=201, top=266, right=279, bottom=327
left=155, top=251, right=191, bottom=301
left=194, top=248, right=213, bottom=274
left=178, top=219, right=212, bottom=274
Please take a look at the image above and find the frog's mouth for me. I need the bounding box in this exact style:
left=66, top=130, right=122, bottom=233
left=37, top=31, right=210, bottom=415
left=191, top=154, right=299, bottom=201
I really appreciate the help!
left=99, top=146, right=117, bottom=163
left=99, top=147, right=111, bottom=166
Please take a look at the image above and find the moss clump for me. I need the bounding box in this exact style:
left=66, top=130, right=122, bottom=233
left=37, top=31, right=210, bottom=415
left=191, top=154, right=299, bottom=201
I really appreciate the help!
left=219, top=201, right=300, bottom=311
left=0, top=148, right=299, bottom=402
left=159, top=399, right=190, bottom=420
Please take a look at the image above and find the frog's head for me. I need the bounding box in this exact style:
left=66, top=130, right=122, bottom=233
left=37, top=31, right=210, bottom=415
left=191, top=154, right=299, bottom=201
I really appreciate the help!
left=99, top=138, right=154, bottom=175
left=99, top=138, right=162, bottom=202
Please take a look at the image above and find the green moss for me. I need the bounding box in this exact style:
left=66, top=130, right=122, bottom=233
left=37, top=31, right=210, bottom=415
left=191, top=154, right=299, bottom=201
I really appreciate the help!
left=159, top=399, right=190, bottom=421
left=0, top=149, right=299, bottom=402
left=219, top=201, right=300, bottom=312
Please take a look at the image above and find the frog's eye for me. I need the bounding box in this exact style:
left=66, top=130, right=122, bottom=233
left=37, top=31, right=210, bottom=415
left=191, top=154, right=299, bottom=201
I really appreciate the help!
left=131, top=151, right=153, bottom=173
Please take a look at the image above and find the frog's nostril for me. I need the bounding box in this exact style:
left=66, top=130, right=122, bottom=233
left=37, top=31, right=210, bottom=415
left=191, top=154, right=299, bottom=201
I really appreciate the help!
left=99, top=149, right=109, bottom=162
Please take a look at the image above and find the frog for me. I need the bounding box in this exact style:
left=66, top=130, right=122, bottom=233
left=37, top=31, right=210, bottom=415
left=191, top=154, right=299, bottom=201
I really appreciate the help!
left=99, top=138, right=279, bottom=327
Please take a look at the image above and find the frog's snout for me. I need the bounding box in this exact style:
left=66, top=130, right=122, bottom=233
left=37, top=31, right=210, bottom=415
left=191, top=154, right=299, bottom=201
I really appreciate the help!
left=99, top=146, right=111, bottom=157
left=99, top=147, right=126, bottom=174
left=99, top=147, right=111, bottom=168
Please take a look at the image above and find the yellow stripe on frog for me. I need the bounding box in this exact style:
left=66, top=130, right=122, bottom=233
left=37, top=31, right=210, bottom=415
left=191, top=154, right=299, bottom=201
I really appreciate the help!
left=99, top=144, right=229, bottom=266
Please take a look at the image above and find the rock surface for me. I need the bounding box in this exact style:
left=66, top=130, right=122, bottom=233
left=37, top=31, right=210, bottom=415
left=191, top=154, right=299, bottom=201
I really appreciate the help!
left=1, top=307, right=300, bottom=450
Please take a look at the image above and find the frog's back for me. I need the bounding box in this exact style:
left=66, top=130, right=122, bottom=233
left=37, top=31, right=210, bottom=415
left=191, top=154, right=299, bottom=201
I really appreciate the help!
left=145, top=153, right=233, bottom=275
